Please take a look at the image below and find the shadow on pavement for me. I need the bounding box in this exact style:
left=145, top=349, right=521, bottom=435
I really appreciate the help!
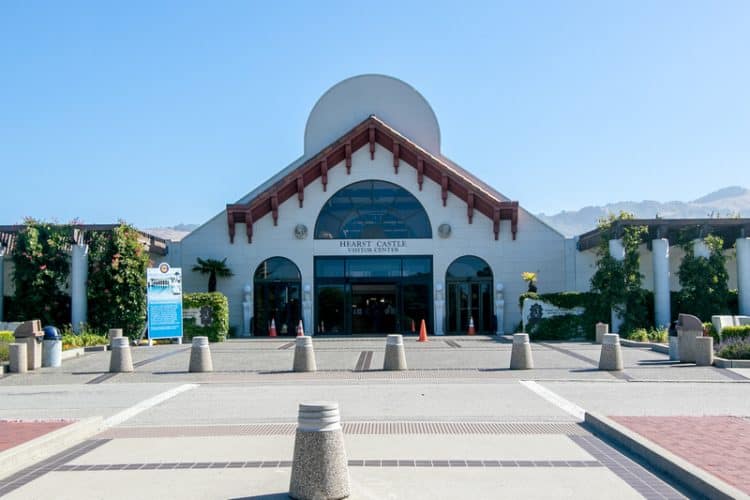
left=637, top=360, right=681, bottom=366
left=229, top=494, right=288, bottom=500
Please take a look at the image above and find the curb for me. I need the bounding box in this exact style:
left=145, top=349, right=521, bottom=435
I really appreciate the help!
left=584, top=412, right=749, bottom=500
left=0, top=417, right=104, bottom=480
left=619, top=339, right=669, bottom=354
left=713, top=357, right=750, bottom=368
left=61, top=347, right=85, bottom=361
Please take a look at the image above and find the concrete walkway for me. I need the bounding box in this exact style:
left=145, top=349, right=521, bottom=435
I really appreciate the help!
left=0, top=337, right=747, bottom=498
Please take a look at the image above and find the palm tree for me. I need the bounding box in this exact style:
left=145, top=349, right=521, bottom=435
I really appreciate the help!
left=192, top=257, right=234, bottom=292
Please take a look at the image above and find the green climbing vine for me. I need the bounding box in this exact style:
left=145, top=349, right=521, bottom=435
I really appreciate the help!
left=11, top=219, right=73, bottom=325
left=676, top=235, right=730, bottom=321
left=589, top=213, right=650, bottom=334
left=87, top=223, right=150, bottom=338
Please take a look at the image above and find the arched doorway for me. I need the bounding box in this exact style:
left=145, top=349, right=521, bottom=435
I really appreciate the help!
left=446, top=256, right=493, bottom=334
left=253, top=257, right=301, bottom=336
left=313, top=180, right=433, bottom=334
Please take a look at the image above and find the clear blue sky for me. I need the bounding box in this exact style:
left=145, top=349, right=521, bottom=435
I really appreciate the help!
left=2, top=1, right=748, bottom=228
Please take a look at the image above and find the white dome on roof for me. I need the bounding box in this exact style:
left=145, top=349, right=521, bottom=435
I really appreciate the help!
left=304, top=74, right=441, bottom=156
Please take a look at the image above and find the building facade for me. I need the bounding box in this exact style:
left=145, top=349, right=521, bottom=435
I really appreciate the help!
left=171, top=75, right=572, bottom=336
left=3, top=75, right=748, bottom=334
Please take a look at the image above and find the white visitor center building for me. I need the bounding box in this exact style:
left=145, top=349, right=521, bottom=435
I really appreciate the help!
left=1, top=74, right=748, bottom=335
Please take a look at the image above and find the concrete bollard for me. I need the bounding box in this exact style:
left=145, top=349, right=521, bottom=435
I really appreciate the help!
left=189, top=336, right=213, bottom=372
left=289, top=402, right=350, bottom=500
left=108, top=328, right=123, bottom=348
left=109, top=337, right=134, bottom=373
left=293, top=336, right=317, bottom=372
left=694, top=336, right=714, bottom=366
left=510, top=333, right=534, bottom=370
left=595, top=323, right=609, bottom=344
left=677, top=330, right=700, bottom=363
left=9, top=343, right=28, bottom=373
left=599, top=334, right=623, bottom=371
left=383, top=334, right=407, bottom=371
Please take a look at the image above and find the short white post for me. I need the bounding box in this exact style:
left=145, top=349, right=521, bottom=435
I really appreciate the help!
left=109, top=337, right=134, bottom=373
left=595, top=322, right=609, bottom=344
left=599, top=334, right=623, bottom=371
left=9, top=343, right=28, bottom=373
left=383, top=334, right=407, bottom=371
left=509, top=333, right=533, bottom=370
left=189, top=336, right=213, bottom=372
left=289, top=402, right=350, bottom=500
left=293, top=335, right=317, bottom=372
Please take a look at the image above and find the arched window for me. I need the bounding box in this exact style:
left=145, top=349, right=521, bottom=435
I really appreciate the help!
left=253, top=257, right=301, bottom=336
left=445, top=256, right=494, bottom=334
left=446, top=256, right=493, bottom=280
left=315, top=180, right=432, bottom=239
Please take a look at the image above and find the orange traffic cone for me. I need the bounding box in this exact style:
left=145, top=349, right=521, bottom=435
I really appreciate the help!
left=411, top=319, right=416, bottom=333
left=467, top=316, right=476, bottom=335
left=418, top=319, right=428, bottom=342
left=269, top=318, right=277, bottom=337
left=296, top=320, right=305, bottom=337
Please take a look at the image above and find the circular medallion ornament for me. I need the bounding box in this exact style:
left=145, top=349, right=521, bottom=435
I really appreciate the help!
left=438, top=223, right=452, bottom=239
left=294, top=224, right=308, bottom=240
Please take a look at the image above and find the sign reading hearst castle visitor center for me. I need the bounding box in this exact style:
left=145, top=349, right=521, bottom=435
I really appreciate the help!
left=337, top=239, right=407, bottom=254
left=146, top=263, right=183, bottom=341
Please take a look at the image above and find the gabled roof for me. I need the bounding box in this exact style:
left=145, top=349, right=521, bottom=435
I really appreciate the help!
left=226, top=115, right=519, bottom=243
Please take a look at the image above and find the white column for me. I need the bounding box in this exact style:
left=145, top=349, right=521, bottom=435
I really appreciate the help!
left=609, top=239, right=625, bottom=332
left=652, top=238, right=671, bottom=328
left=494, top=283, right=505, bottom=335
left=434, top=282, right=445, bottom=336
left=302, top=283, right=313, bottom=337
left=70, top=243, right=89, bottom=332
left=242, top=284, right=252, bottom=337
left=693, top=239, right=710, bottom=258
left=738, top=237, right=750, bottom=315
left=0, top=247, right=5, bottom=322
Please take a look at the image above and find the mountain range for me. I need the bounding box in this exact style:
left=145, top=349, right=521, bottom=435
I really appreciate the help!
left=143, top=186, right=750, bottom=240
left=537, top=186, right=750, bottom=236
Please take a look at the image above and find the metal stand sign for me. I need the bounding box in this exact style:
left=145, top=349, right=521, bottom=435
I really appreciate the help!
left=146, top=263, right=183, bottom=342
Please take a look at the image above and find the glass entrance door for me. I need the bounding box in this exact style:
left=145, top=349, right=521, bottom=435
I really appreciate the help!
left=447, top=282, right=492, bottom=334
left=351, top=283, right=398, bottom=333
left=314, top=256, right=432, bottom=335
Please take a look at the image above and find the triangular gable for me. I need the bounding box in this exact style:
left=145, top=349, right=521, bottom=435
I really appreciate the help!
left=226, top=116, right=519, bottom=243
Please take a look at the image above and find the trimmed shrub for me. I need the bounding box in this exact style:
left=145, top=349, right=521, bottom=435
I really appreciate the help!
left=627, top=328, right=649, bottom=342
left=703, top=322, right=720, bottom=343
left=720, top=325, right=750, bottom=342
left=526, top=315, right=585, bottom=341
left=717, top=339, right=750, bottom=360
left=183, top=292, right=229, bottom=343
left=626, top=327, right=666, bottom=343
left=61, top=333, right=108, bottom=351
left=0, top=331, right=12, bottom=362
left=520, top=291, right=608, bottom=341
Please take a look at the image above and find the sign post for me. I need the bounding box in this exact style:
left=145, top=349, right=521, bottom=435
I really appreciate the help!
left=146, top=263, right=183, bottom=344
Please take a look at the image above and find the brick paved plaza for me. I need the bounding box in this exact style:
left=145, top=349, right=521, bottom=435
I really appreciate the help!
left=1, top=336, right=748, bottom=499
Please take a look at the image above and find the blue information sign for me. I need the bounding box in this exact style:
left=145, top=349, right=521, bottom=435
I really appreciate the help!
left=147, top=263, right=183, bottom=340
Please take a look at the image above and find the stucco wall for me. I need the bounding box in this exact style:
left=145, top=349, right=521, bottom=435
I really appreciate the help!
left=179, top=143, right=567, bottom=333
